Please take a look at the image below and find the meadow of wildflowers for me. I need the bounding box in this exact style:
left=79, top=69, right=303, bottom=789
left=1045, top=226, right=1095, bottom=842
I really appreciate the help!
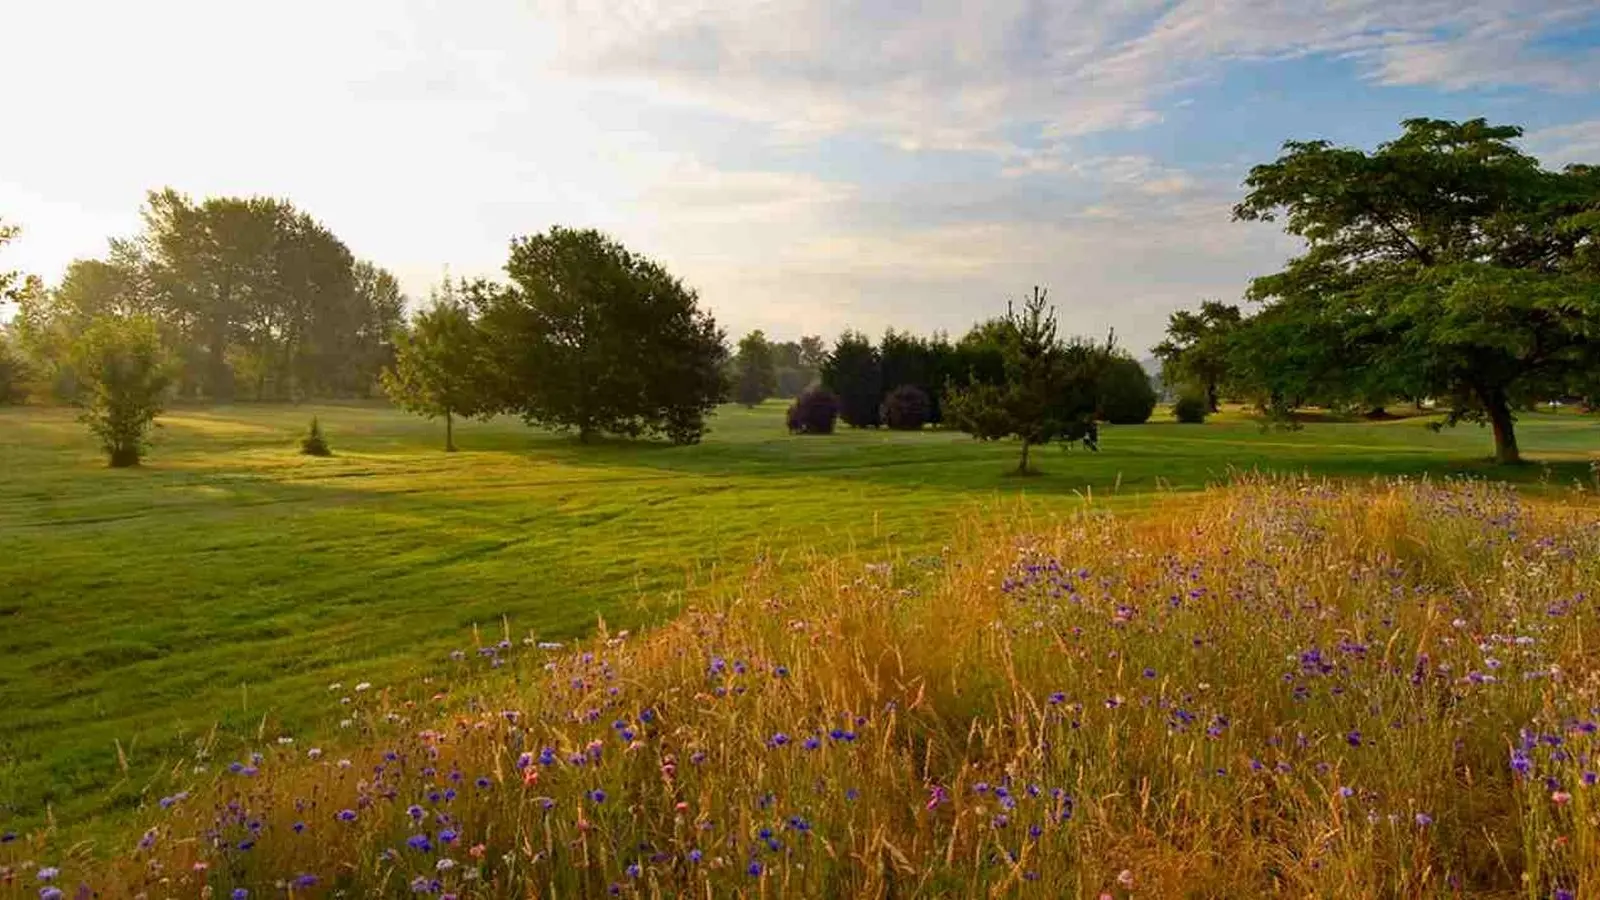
left=3, top=476, right=1596, bottom=898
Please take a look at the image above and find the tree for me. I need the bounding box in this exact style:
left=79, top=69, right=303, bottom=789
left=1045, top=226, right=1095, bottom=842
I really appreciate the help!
left=1, top=218, right=42, bottom=309
left=69, top=317, right=172, bottom=467
left=1151, top=301, right=1241, bottom=412
left=0, top=330, right=32, bottom=404
left=472, top=227, right=727, bottom=445
left=944, top=287, right=1109, bottom=474
left=381, top=283, right=490, bottom=452
left=820, top=330, right=881, bottom=427
left=733, top=330, right=778, bottom=407
left=1097, top=355, right=1158, bottom=424
left=1233, top=118, right=1600, bottom=464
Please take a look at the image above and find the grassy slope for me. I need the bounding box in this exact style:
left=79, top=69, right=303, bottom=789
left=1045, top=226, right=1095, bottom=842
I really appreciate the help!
left=0, top=401, right=1595, bottom=829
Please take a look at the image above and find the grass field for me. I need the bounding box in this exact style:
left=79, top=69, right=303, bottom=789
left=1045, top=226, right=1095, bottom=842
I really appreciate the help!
left=1, top=401, right=1596, bottom=833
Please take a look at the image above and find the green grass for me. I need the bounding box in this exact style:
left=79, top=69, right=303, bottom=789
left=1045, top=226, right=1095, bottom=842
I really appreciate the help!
left=0, top=401, right=1595, bottom=831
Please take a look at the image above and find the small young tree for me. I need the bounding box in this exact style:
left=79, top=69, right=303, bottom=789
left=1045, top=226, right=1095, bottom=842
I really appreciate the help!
left=382, top=287, right=490, bottom=452
left=733, top=330, right=778, bottom=407
left=944, top=287, right=1107, bottom=474
left=70, top=317, right=172, bottom=467
left=300, top=417, right=332, bottom=456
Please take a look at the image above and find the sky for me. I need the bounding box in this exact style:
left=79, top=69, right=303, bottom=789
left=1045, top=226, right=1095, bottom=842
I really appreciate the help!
left=3, top=1, right=1599, bottom=353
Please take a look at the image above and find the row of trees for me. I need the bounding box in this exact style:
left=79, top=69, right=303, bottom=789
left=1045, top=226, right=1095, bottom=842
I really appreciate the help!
left=1154, top=118, right=1600, bottom=464
left=730, top=332, right=827, bottom=406
left=4, top=190, right=406, bottom=404
left=384, top=227, right=727, bottom=448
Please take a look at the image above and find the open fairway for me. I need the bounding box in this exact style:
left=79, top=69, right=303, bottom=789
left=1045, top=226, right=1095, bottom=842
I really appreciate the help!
left=1, top=402, right=1596, bottom=829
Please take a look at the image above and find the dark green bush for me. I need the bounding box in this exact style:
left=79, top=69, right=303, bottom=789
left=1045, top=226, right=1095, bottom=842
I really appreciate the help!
left=300, top=417, right=333, bottom=456
left=1173, top=392, right=1209, bottom=424
left=1096, top=356, right=1157, bottom=424
left=786, top=388, right=840, bottom=435
left=880, top=384, right=931, bottom=430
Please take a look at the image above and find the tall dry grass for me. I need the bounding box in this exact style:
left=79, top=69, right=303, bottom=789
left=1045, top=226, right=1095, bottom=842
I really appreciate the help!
left=3, top=476, right=1597, bottom=898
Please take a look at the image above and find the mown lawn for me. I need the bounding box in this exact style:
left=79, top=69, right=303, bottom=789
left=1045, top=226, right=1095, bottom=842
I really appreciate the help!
left=0, top=401, right=1595, bottom=831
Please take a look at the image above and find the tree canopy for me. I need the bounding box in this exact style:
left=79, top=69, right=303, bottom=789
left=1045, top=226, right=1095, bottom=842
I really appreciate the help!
left=1230, top=118, right=1600, bottom=462
left=470, top=227, right=727, bottom=445
left=1152, top=301, right=1241, bottom=412
left=12, top=190, right=405, bottom=403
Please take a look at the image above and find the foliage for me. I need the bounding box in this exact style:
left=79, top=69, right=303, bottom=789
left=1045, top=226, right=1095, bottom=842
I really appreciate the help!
left=0, top=331, right=32, bottom=404
left=1, top=217, right=42, bottom=309
left=472, top=227, right=727, bottom=445
left=382, top=284, right=492, bottom=452
left=733, top=330, right=778, bottom=407
left=770, top=336, right=825, bottom=399
left=299, top=417, right=332, bottom=457
left=880, top=383, right=931, bottom=430
left=68, top=317, right=172, bottom=467
left=944, top=287, right=1109, bottom=473
left=1231, top=117, right=1600, bottom=463
left=785, top=387, right=841, bottom=434
left=20, top=191, right=406, bottom=403
left=820, top=330, right=882, bottom=428
left=1096, top=354, right=1157, bottom=424
left=25, top=478, right=1600, bottom=897
left=1173, top=391, right=1209, bottom=423
left=1152, top=301, right=1241, bottom=411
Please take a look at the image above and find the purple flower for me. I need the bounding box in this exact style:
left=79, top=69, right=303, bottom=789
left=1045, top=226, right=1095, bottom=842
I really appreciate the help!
left=747, top=861, right=764, bottom=877
left=293, top=874, right=318, bottom=889
left=589, top=789, right=607, bottom=804
left=408, top=805, right=426, bottom=821
left=336, top=809, right=357, bottom=822
left=231, top=891, right=248, bottom=900
left=687, top=849, right=703, bottom=863
left=626, top=862, right=641, bottom=878
left=41, top=890, right=65, bottom=900
left=803, top=737, right=821, bottom=751
left=408, top=833, right=434, bottom=853
left=439, top=828, right=458, bottom=844
left=516, top=752, right=534, bottom=770
left=769, top=733, right=791, bottom=747
left=1414, top=812, right=1433, bottom=827
left=1345, top=730, right=1362, bottom=747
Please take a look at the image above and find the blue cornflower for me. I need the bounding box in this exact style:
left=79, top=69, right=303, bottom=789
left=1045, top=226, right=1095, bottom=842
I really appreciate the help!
left=589, top=789, right=607, bottom=804
left=231, top=891, right=248, bottom=900
left=640, top=708, right=656, bottom=723
left=439, top=828, right=458, bottom=844
left=293, top=874, right=318, bottom=889
left=407, top=833, right=433, bottom=853
left=626, top=862, right=641, bottom=878
left=336, top=809, right=357, bottom=822
left=774, top=666, right=789, bottom=678
left=687, top=849, right=703, bottom=863
left=1414, top=812, right=1433, bottom=827
left=408, top=804, right=426, bottom=821
left=747, top=861, right=764, bottom=877
left=803, top=737, right=821, bottom=751
left=1345, top=730, right=1362, bottom=747
left=845, top=788, right=859, bottom=801
left=40, top=889, right=64, bottom=900
left=770, top=733, right=791, bottom=747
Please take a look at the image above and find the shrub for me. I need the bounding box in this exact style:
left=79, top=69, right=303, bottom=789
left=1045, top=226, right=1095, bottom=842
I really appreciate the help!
left=786, top=387, right=840, bottom=434
left=1173, top=391, right=1209, bottom=423
left=69, top=317, right=172, bottom=467
left=880, top=384, right=931, bottom=430
left=1096, top=356, right=1157, bottom=424
left=300, top=417, right=332, bottom=456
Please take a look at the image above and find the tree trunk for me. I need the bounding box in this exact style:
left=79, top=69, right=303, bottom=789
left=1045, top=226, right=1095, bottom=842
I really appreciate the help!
left=1483, top=388, right=1521, bottom=465
left=1206, top=381, right=1220, bottom=413
left=1017, top=438, right=1031, bottom=474
left=445, top=410, right=456, bottom=453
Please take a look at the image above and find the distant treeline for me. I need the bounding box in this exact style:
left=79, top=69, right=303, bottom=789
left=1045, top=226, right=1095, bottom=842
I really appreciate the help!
left=3, top=190, right=405, bottom=404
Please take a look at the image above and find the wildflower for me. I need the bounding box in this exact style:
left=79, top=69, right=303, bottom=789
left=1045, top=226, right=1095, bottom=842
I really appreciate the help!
left=408, top=833, right=434, bottom=853
left=355, top=682, right=372, bottom=692
left=803, top=737, right=821, bottom=751
left=1345, top=730, right=1362, bottom=747
left=408, top=805, right=426, bottom=822
left=1118, top=869, right=1135, bottom=888
left=845, top=788, right=859, bottom=801
left=1511, top=749, right=1533, bottom=776
left=774, top=666, right=789, bottom=678
left=589, top=789, right=607, bottom=804
left=926, top=785, right=949, bottom=810
left=40, top=890, right=64, bottom=900
left=1415, top=812, right=1433, bottom=827
left=439, top=828, right=459, bottom=844
left=747, top=861, right=764, bottom=877
left=336, top=809, right=357, bottom=822
left=436, top=858, right=456, bottom=871
left=1338, top=786, right=1354, bottom=798
left=37, top=868, right=60, bottom=882
left=1142, top=668, right=1156, bottom=679
left=293, top=874, right=319, bottom=888
left=1048, top=692, right=1065, bottom=705
left=1582, top=772, right=1597, bottom=787
left=231, top=890, right=248, bottom=900
left=517, top=752, right=534, bottom=770
left=687, top=849, right=703, bottom=863
left=1552, top=791, right=1572, bottom=805
left=626, top=862, right=641, bottom=878
left=770, top=732, right=791, bottom=747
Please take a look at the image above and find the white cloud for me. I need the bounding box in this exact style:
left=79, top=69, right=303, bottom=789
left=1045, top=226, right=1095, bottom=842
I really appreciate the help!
left=1525, top=120, right=1600, bottom=168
